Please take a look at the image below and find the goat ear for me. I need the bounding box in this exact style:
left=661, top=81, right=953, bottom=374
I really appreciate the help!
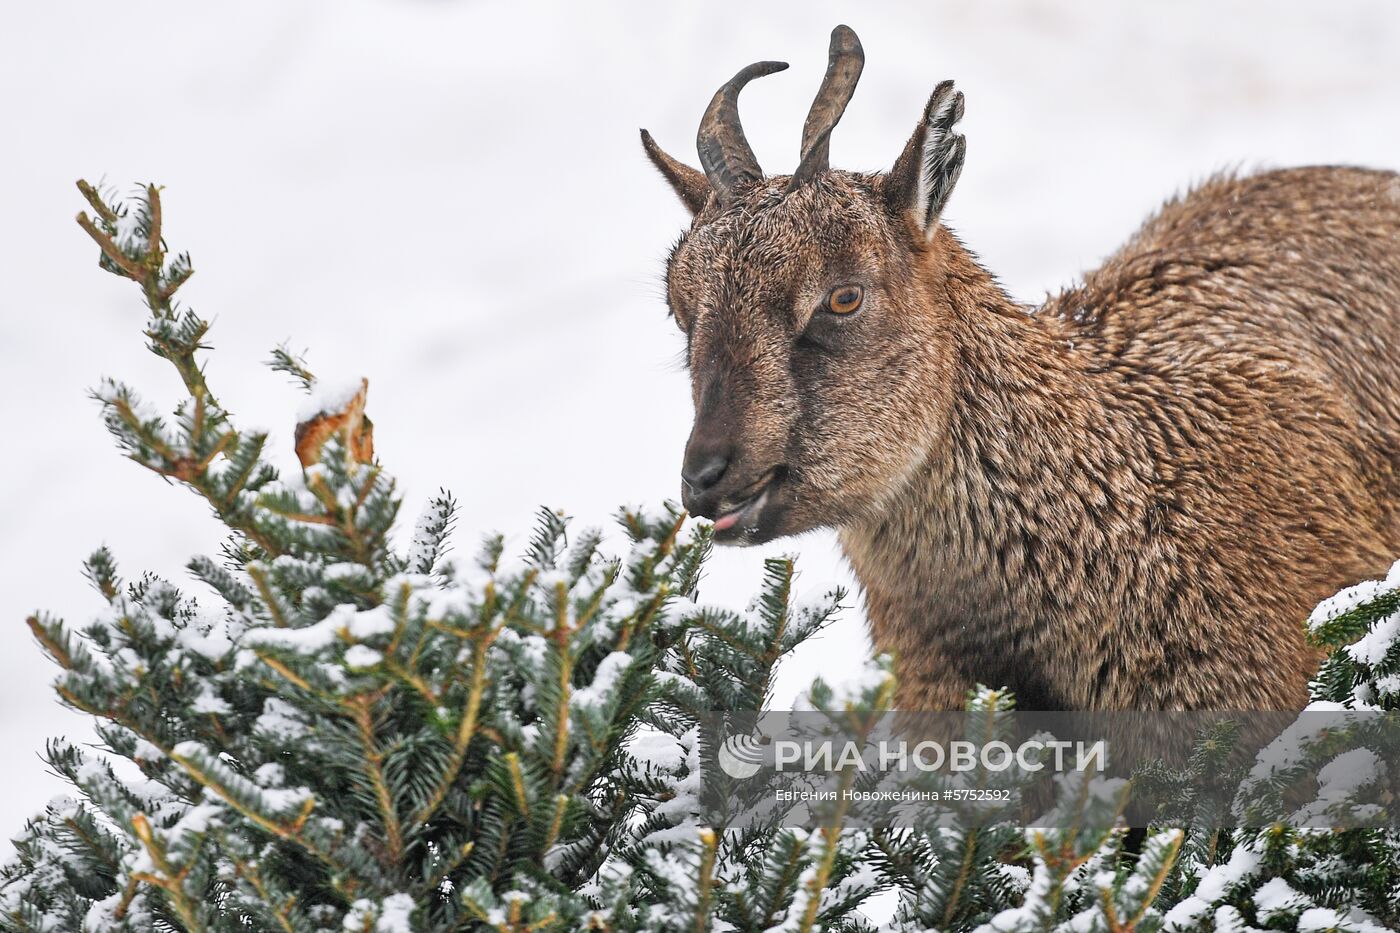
left=884, top=81, right=966, bottom=238
left=641, top=129, right=711, bottom=215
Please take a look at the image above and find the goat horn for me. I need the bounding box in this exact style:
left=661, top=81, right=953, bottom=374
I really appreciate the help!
left=696, top=60, right=789, bottom=206
left=789, top=25, right=864, bottom=191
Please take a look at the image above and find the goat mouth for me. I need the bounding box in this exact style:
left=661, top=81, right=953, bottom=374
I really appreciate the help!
left=711, top=472, right=781, bottom=539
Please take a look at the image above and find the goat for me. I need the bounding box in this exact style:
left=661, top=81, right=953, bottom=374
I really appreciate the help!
left=641, top=26, right=1400, bottom=711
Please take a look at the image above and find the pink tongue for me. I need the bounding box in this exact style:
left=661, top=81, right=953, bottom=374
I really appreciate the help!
left=712, top=511, right=741, bottom=532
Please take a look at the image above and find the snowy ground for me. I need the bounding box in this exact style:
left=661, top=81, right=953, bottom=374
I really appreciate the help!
left=2, top=0, right=1399, bottom=864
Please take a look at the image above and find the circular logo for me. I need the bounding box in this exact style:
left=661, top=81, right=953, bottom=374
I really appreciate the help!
left=717, top=732, right=766, bottom=779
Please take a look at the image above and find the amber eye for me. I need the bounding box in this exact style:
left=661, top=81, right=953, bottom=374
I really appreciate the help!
left=825, top=284, right=864, bottom=315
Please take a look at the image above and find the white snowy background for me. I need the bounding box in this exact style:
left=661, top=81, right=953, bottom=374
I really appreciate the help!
left=2, top=0, right=1399, bottom=863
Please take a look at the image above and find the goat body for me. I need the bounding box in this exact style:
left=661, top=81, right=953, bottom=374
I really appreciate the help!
left=844, top=167, right=1400, bottom=710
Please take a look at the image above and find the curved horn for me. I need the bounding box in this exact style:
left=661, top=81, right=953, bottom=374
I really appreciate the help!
left=696, top=60, right=789, bottom=206
left=789, top=25, right=864, bottom=191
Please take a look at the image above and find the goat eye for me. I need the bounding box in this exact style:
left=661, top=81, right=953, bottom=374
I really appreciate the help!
left=825, top=284, right=864, bottom=315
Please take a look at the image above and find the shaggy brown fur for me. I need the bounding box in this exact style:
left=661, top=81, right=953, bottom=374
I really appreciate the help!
left=644, top=43, right=1400, bottom=711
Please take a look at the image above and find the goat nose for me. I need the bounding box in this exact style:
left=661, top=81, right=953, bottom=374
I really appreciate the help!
left=681, top=446, right=732, bottom=493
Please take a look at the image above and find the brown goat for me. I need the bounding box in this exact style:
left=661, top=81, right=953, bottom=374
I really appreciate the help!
left=642, top=26, right=1400, bottom=711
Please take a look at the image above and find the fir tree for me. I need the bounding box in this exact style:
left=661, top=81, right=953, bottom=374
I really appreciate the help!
left=0, top=182, right=854, bottom=931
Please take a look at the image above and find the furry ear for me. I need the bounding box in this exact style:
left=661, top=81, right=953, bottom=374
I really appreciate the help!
left=883, top=81, right=966, bottom=238
left=640, top=129, right=711, bottom=215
